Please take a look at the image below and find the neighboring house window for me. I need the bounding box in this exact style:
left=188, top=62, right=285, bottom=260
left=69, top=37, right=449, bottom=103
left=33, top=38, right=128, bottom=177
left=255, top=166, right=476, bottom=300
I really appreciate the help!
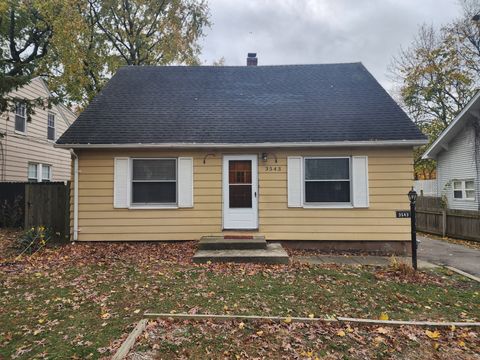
left=42, top=164, right=51, bottom=181
left=47, top=113, right=55, bottom=140
left=27, top=163, right=52, bottom=182
left=131, top=159, right=177, bottom=205
left=28, top=163, right=38, bottom=182
left=15, top=103, right=26, bottom=133
left=453, top=180, right=475, bottom=200
left=304, top=157, right=351, bottom=203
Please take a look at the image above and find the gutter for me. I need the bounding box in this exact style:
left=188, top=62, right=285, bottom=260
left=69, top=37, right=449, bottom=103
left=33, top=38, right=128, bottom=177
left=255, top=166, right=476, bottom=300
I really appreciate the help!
left=55, top=139, right=428, bottom=149
left=70, top=149, right=79, bottom=241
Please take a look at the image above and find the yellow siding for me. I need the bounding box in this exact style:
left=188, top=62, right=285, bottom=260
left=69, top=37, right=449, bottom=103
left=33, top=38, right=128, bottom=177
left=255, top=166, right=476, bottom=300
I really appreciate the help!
left=73, top=147, right=413, bottom=242
left=0, top=78, right=76, bottom=182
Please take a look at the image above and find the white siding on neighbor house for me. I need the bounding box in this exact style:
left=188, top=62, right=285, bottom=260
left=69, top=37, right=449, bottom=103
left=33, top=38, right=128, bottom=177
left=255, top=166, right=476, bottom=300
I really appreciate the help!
left=436, top=125, right=478, bottom=210
left=0, top=78, right=75, bottom=182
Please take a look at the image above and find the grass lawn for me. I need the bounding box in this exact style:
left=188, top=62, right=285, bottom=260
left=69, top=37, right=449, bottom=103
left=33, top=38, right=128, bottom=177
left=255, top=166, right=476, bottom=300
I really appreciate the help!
left=0, top=230, right=479, bottom=359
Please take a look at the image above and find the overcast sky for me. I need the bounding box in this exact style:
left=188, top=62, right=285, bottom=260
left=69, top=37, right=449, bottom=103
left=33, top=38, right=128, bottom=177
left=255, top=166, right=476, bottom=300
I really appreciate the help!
left=199, top=0, right=462, bottom=93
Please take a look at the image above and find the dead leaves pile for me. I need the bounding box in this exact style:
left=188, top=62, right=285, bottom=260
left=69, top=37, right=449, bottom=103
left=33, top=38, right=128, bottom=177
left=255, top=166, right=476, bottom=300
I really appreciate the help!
left=129, top=319, right=480, bottom=359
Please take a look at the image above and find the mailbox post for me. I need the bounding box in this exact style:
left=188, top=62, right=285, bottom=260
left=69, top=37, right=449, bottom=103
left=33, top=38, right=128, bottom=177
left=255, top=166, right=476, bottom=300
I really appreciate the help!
left=408, top=187, right=418, bottom=270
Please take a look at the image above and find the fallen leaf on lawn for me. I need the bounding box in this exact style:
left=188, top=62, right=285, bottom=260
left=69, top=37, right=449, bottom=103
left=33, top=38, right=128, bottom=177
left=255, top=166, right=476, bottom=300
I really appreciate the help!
left=256, top=330, right=263, bottom=336
left=450, top=325, right=456, bottom=332
left=284, top=316, right=292, bottom=324
left=337, top=330, right=346, bottom=337
left=101, top=313, right=111, bottom=319
left=458, top=340, right=466, bottom=347
left=407, top=333, right=418, bottom=342
left=433, top=342, right=440, bottom=350
left=379, top=312, right=389, bottom=321
left=238, top=322, right=245, bottom=329
left=308, top=313, right=314, bottom=319
left=133, top=309, right=140, bottom=314
left=425, top=330, right=440, bottom=340
left=38, top=319, right=45, bottom=324
left=376, top=327, right=389, bottom=335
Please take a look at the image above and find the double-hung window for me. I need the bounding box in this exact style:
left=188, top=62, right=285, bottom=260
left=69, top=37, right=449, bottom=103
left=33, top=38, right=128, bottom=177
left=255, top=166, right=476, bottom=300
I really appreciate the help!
left=453, top=180, right=475, bottom=200
left=304, top=157, right=351, bottom=203
left=131, top=159, right=177, bottom=205
left=47, top=113, right=55, bottom=140
left=15, top=103, right=26, bottom=133
left=28, top=163, right=38, bottom=182
left=42, top=164, right=51, bottom=181
left=27, top=163, right=52, bottom=182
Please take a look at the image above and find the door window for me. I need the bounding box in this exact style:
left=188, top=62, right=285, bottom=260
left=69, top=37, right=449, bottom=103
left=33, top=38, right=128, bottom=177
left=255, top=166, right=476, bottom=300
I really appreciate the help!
left=228, top=160, right=252, bottom=208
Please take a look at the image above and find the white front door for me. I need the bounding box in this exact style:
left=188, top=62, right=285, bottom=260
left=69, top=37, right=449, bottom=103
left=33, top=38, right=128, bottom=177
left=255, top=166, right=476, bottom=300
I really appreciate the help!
left=223, top=155, right=258, bottom=229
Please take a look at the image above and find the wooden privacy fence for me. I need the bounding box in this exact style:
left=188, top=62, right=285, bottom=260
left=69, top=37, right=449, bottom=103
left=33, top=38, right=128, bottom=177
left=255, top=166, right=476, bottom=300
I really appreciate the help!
left=0, top=182, right=70, bottom=239
left=24, top=182, right=70, bottom=239
left=416, top=196, right=480, bottom=242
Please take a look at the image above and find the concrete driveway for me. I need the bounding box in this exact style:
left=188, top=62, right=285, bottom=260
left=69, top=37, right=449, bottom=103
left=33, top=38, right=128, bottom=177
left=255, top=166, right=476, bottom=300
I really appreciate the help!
left=418, top=235, right=480, bottom=277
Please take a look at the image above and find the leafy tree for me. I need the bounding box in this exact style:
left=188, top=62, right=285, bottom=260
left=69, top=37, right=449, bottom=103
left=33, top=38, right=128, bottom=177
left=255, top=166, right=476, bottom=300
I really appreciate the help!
left=88, top=0, right=210, bottom=66
left=0, top=0, right=54, bottom=116
left=45, top=0, right=210, bottom=108
left=43, top=1, right=114, bottom=108
left=391, top=2, right=480, bottom=179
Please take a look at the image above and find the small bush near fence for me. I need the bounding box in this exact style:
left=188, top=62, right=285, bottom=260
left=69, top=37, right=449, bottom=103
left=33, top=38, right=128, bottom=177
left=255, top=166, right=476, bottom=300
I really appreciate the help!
left=15, top=226, right=52, bottom=256
left=416, top=196, right=480, bottom=242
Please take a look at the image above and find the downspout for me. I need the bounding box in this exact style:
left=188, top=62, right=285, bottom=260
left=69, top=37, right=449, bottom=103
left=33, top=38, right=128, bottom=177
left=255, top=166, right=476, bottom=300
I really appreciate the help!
left=70, top=149, right=79, bottom=241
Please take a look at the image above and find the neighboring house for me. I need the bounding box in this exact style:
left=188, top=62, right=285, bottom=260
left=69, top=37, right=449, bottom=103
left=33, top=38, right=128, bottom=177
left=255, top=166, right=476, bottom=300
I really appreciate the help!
left=0, top=77, right=76, bottom=182
left=423, top=91, right=480, bottom=211
left=56, top=57, right=426, bottom=252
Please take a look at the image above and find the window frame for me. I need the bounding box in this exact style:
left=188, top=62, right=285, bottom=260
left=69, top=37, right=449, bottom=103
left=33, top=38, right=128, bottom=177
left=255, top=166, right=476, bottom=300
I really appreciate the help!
left=28, top=163, right=38, bottom=182
left=452, top=179, right=476, bottom=201
left=42, top=164, right=52, bottom=182
left=129, top=158, right=178, bottom=209
left=47, top=113, right=55, bottom=141
left=15, top=102, right=27, bottom=134
left=303, top=156, right=353, bottom=208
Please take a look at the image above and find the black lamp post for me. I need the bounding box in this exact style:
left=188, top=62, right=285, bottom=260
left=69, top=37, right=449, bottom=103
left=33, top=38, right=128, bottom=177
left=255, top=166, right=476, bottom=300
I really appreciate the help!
left=408, top=187, right=418, bottom=270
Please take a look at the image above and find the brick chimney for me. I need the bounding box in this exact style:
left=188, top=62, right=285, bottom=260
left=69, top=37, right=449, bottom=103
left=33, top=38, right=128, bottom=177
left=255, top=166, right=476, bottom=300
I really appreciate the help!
left=247, top=53, right=258, bottom=66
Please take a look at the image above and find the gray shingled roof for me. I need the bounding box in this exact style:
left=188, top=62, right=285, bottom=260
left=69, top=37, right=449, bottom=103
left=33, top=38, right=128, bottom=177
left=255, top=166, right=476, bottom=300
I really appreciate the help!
left=57, top=63, right=426, bottom=146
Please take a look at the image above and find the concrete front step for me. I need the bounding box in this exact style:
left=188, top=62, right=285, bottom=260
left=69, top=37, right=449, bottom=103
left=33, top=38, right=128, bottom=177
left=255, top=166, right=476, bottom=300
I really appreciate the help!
left=198, top=235, right=267, bottom=250
left=193, top=243, right=289, bottom=265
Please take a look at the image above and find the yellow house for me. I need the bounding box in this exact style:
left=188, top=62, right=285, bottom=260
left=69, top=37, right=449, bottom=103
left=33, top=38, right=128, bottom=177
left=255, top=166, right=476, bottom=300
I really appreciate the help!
left=56, top=58, right=427, bottom=254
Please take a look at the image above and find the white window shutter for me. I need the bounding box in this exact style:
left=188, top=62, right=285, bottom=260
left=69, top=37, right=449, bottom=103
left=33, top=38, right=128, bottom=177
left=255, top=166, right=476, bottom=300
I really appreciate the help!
left=178, top=157, right=194, bottom=208
left=352, top=156, right=369, bottom=208
left=114, top=157, right=129, bottom=208
left=287, top=156, right=303, bottom=207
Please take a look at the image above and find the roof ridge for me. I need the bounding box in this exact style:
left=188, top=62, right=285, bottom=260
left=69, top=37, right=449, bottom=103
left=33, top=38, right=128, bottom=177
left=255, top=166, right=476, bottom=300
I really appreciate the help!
left=117, top=62, right=364, bottom=70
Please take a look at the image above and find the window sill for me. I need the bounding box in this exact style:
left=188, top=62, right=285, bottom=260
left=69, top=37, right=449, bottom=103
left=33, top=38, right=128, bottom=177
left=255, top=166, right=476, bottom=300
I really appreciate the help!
left=128, top=205, right=178, bottom=210
left=14, top=130, right=27, bottom=136
left=453, top=198, right=475, bottom=202
left=302, top=203, right=354, bottom=209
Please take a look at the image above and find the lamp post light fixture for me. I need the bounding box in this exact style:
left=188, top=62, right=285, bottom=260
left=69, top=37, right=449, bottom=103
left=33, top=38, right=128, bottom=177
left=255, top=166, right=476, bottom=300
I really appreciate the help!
left=408, top=187, right=418, bottom=270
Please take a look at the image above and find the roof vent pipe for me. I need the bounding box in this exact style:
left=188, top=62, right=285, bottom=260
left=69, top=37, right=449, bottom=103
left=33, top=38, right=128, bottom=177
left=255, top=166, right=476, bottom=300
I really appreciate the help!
left=247, top=53, right=258, bottom=66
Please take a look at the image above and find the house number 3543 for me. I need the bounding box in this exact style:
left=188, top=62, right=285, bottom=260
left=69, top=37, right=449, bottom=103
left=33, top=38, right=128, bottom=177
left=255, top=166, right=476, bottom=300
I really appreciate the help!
left=265, top=166, right=282, bottom=172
